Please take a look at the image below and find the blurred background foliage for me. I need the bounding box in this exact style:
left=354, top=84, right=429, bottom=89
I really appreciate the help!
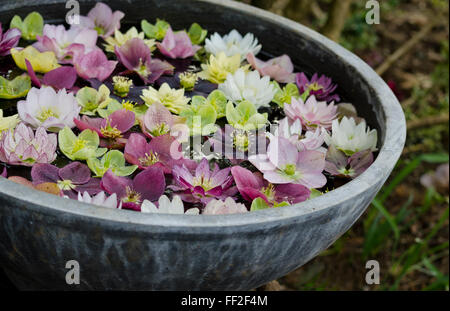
left=239, top=0, right=449, bottom=291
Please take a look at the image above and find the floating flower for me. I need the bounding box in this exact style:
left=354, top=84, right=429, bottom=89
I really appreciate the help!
left=58, top=127, right=107, bottom=161
left=78, top=2, right=125, bottom=38
left=198, top=52, right=244, bottom=84
left=296, top=72, right=340, bottom=102
left=170, top=158, right=237, bottom=204
left=205, top=30, right=261, bottom=59
left=100, top=167, right=166, bottom=211
left=156, top=27, right=201, bottom=59
left=284, top=95, right=338, bottom=130
left=141, top=19, right=170, bottom=40
left=141, top=82, right=190, bottom=114
left=226, top=100, right=268, bottom=131
left=25, top=60, right=77, bottom=91
left=323, top=116, right=378, bottom=156
left=9, top=11, right=43, bottom=41
left=17, top=87, right=80, bottom=132
left=247, top=53, right=295, bottom=83
left=77, top=191, right=121, bottom=209
left=325, top=145, right=373, bottom=179
left=115, top=38, right=174, bottom=83
left=179, top=72, right=198, bottom=91
left=275, top=117, right=325, bottom=152
left=202, top=197, right=248, bottom=215
left=141, top=195, right=199, bottom=215
left=0, top=123, right=57, bottom=166
left=34, top=24, right=99, bottom=63
left=271, top=82, right=300, bottom=108
left=180, top=97, right=218, bottom=136
left=141, top=103, right=181, bottom=138
left=73, top=49, right=117, bottom=82
left=11, top=46, right=60, bottom=74
left=249, top=136, right=327, bottom=188
left=87, top=150, right=138, bottom=178
left=231, top=166, right=310, bottom=206
left=76, top=85, right=115, bottom=116
left=0, top=109, right=19, bottom=136
left=219, top=69, right=276, bottom=109
left=0, top=75, right=31, bottom=100
left=112, top=76, right=133, bottom=98
left=104, top=27, right=155, bottom=53
left=31, top=162, right=101, bottom=199
left=0, top=23, right=21, bottom=56
left=420, top=163, right=449, bottom=195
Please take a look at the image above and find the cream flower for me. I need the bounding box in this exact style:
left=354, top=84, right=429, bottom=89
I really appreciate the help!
left=198, top=52, right=247, bottom=84
left=141, top=195, right=199, bottom=215
left=324, top=116, right=378, bottom=156
left=104, top=27, right=155, bottom=53
left=205, top=30, right=261, bottom=59
left=202, top=198, right=248, bottom=215
left=78, top=191, right=121, bottom=209
left=218, top=69, right=276, bottom=109
left=141, top=83, right=190, bottom=114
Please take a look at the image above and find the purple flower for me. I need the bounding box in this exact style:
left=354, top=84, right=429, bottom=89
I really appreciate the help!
left=31, top=162, right=101, bottom=199
left=171, top=158, right=238, bottom=204
left=295, top=72, right=340, bottom=102
left=78, top=2, right=124, bottom=38
left=74, top=49, right=117, bottom=82
left=249, top=136, right=327, bottom=188
left=0, top=123, right=57, bottom=167
left=115, top=38, right=174, bottom=83
left=275, top=117, right=326, bottom=152
left=284, top=95, right=338, bottom=130
left=124, top=133, right=196, bottom=173
left=156, top=27, right=201, bottom=59
left=231, top=166, right=311, bottom=206
left=26, top=59, right=77, bottom=91
left=0, top=23, right=21, bottom=56
left=246, top=53, right=295, bottom=83
left=324, top=145, right=373, bottom=179
left=100, top=167, right=166, bottom=211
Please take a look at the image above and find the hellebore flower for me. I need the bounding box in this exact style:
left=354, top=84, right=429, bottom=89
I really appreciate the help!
left=141, top=103, right=181, bottom=138
left=323, top=116, right=378, bottom=156
left=180, top=97, right=218, bottom=136
left=275, top=117, right=326, bottom=153
left=226, top=100, right=268, bottom=131
left=249, top=136, right=327, bottom=188
left=272, top=82, right=301, bottom=108
left=296, top=72, right=340, bottom=102
left=0, top=123, right=57, bottom=166
left=100, top=167, right=166, bottom=211
left=141, top=195, right=199, bottom=215
left=25, top=59, right=77, bottom=91
left=202, top=198, right=248, bottom=215
left=171, top=158, right=238, bottom=204
left=141, top=82, right=190, bottom=114
left=11, top=46, right=60, bottom=73
left=156, top=27, right=201, bottom=59
left=87, top=150, right=138, bottom=178
left=324, top=145, right=373, bottom=179
left=112, top=76, right=133, bottom=98
left=77, top=191, right=121, bottom=209
left=73, top=49, right=117, bottom=82
left=58, top=127, right=107, bottom=161
left=179, top=72, right=198, bottom=91
left=17, top=87, right=80, bottom=132
left=78, top=2, right=125, bottom=38
left=0, top=75, right=31, bottom=100
left=420, top=163, right=449, bottom=195
left=124, top=133, right=195, bottom=173
left=0, top=109, right=19, bottom=136
left=231, top=166, right=311, bottom=206
left=198, top=52, right=246, bottom=84
left=34, top=24, right=99, bottom=63
left=205, top=30, right=261, bottom=60
left=219, top=69, right=277, bottom=109
left=76, top=85, right=115, bottom=116
left=284, top=95, right=338, bottom=130
left=247, top=53, right=295, bottom=83
left=9, top=11, right=43, bottom=41
left=0, top=23, right=21, bottom=56
left=115, top=38, right=174, bottom=84
left=104, top=27, right=155, bottom=53
left=141, top=19, right=170, bottom=41
left=31, top=162, right=101, bottom=199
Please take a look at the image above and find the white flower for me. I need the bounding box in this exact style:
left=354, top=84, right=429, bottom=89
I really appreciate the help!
left=218, top=69, right=276, bottom=109
left=17, top=87, right=81, bottom=132
left=77, top=191, right=120, bottom=209
left=203, top=198, right=248, bottom=215
left=141, top=195, right=199, bottom=215
left=324, top=116, right=377, bottom=156
left=205, top=30, right=261, bottom=60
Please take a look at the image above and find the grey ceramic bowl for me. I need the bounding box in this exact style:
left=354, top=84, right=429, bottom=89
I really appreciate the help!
left=0, top=0, right=406, bottom=290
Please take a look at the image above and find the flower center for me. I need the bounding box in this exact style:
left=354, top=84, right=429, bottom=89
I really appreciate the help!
left=136, top=59, right=149, bottom=77
left=101, top=125, right=122, bottom=139
left=37, top=108, right=59, bottom=123
left=283, top=164, right=297, bottom=176
left=72, top=139, right=87, bottom=153
left=124, top=186, right=141, bottom=204
left=307, top=82, right=323, bottom=92
left=262, top=184, right=276, bottom=201
left=192, top=175, right=214, bottom=191
left=57, top=179, right=75, bottom=191
left=94, top=26, right=105, bottom=35
left=139, top=151, right=159, bottom=167
left=122, top=100, right=135, bottom=111
left=232, top=131, right=250, bottom=151
left=150, top=123, right=170, bottom=137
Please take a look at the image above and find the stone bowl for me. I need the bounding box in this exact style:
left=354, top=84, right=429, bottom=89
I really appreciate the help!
left=0, top=0, right=406, bottom=290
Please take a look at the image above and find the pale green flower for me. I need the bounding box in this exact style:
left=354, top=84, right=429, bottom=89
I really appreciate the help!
left=198, top=52, right=247, bottom=84
left=76, top=85, right=115, bottom=116
left=58, top=126, right=107, bottom=161
left=104, top=27, right=155, bottom=53
left=0, top=109, right=19, bottom=137
left=87, top=150, right=138, bottom=178
left=141, top=83, right=190, bottom=114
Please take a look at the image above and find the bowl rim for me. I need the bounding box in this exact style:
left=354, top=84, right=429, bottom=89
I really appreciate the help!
left=0, top=0, right=406, bottom=228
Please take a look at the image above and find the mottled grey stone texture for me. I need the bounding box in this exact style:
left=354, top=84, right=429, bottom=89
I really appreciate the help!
left=0, top=0, right=406, bottom=290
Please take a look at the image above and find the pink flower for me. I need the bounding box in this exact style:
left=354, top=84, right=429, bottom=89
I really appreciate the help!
left=115, top=38, right=173, bottom=83
left=324, top=145, right=373, bottom=179
left=246, top=53, right=295, bottom=83
left=296, top=72, right=340, bottom=102
left=156, top=27, right=201, bottom=59
left=0, top=23, right=21, bottom=56
left=78, top=2, right=124, bottom=38
left=284, top=95, right=338, bottom=130
left=0, top=123, right=57, bottom=167
left=203, top=198, right=248, bottom=215
left=73, top=49, right=117, bottom=82
left=249, top=136, right=327, bottom=188
left=100, top=167, right=166, bottom=211
left=275, top=117, right=326, bottom=152
left=141, top=103, right=180, bottom=138
left=26, top=59, right=77, bottom=91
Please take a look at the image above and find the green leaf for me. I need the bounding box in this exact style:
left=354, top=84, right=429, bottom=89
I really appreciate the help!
left=141, top=19, right=170, bottom=40
left=0, top=75, right=31, bottom=99
left=11, top=12, right=44, bottom=40
left=188, top=23, right=207, bottom=45
left=250, top=198, right=270, bottom=211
